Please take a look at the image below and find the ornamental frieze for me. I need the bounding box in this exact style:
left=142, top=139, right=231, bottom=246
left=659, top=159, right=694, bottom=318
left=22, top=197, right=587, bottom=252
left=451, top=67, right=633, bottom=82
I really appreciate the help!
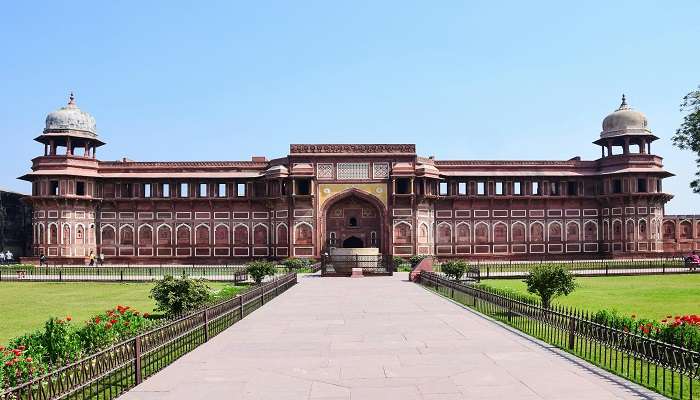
left=290, top=144, right=416, bottom=154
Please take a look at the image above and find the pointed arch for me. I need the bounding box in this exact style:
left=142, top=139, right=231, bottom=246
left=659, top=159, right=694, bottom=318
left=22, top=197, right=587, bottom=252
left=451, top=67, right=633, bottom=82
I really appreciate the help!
left=548, top=221, right=562, bottom=242
left=75, top=223, right=85, bottom=245
left=680, top=220, right=693, bottom=239
left=418, top=222, right=431, bottom=244
left=157, top=224, right=172, bottom=246
left=529, top=221, right=544, bottom=243
left=437, top=222, right=452, bottom=244
left=195, top=223, right=210, bottom=246
left=393, top=221, right=412, bottom=244
left=293, top=222, right=312, bottom=245
left=584, top=220, right=598, bottom=241
left=625, top=219, right=636, bottom=241
left=37, top=223, right=45, bottom=245
left=511, top=221, right=526, bottom=243
left=138, top=224, right=153, bottom=246
left=176, top=224, right=191, bottom=246
left=566, top=221, right=580, bottom=242
left=253, top=223, right=269, bottom=245
left=233, top=223, right=249, bottom=246
left=493, top=221, right=507, bottom=244
left=214, top=223, right=230, bottom=245
left=638, top=219, right=648, bottom=241
left=62, top=223, right=71, bottom=245
left=474, top=221, right=489, bottom=244
left=455, top=222, right=471, bottom=244
left=603, top=219, right=609, bottom=241
left=612, top=219, right=623, bottom=241
left=119, top=224, right=134, bottom=246
left=100, top=224, right=116, bottom=245
left=276, top=223, right=288, bottom=246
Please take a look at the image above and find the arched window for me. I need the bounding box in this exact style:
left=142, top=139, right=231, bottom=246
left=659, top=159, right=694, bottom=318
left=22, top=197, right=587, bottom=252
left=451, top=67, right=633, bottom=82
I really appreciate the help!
left=437, top=223, right=452, bottom=244
left=62, top=224, right=71, bottom=245
left=393, top=222, right=412, bottom=244
left=418, top=223, right=430, bottom=244
left=639, top=220, right=648, bottom=241
left=157, top=225, right=172, bottom=245
left=76, top=225, right=85, bottom=245
left=38, top=224, right=45, bottom=245
left=120, top=226, right=134, bottom=246
left=196, top=225, right=210, bottom=245
left=456, top=223, right=470, bottom=244
left=680, top=221, right=693, bottom=239
left=348, top=217, right=358, bottom=227
left=276, top=224, right=288, bottom=246
left=548, top=222, right=562, bottom=242
left=662, top=221, right=675, bottom=240
left=254, top=224, right=268, bottom=245
left=566, top=222, right=579, bottom=242
left=88, top=224, right=95, bottom=245
left=234, top=225, right=248, bottom=246
left=530, top=223, right=544, bottom=243
left=176, top=225, right=191, bottom=246
left=294, top=224, right=312, bottom=245
left=626, top=220, right=635, bottom=241
left=511, top=222, right=526, bottom=243
left=475, top=223, right=489, bottom=244
left=101, top=225, right=115, bottom=245
left=493, top=223, right=507, bottom=244
left=215, top=225, right=230, bottom=245
left=139, top=225, right=153, bottom=246
left=370, top=231, right=377, bottom=246
left=584, top=221, right=597, bottom=241
left=613, top=221, right=623, bottom=241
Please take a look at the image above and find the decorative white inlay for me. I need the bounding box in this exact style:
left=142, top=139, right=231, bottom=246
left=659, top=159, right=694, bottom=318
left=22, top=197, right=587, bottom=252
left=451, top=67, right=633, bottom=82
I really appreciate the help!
left=337, top=163, right=369, bottom=180
left=317, top=163, right=334, bottom=179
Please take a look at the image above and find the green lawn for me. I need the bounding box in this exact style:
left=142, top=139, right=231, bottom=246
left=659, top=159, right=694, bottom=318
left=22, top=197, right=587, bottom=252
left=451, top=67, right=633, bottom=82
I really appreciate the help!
left=0, top=281, right=230, bottom=343
left=481, top=274, right=700, bottom=321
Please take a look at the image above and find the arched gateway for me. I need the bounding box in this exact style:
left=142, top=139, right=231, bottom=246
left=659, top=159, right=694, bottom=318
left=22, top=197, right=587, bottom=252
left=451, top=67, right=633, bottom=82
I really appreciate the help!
left=320, top=189, right=388, bottom=255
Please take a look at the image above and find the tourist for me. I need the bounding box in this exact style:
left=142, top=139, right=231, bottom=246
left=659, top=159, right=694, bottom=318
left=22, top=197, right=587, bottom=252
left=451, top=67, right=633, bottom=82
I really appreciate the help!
left=4, top=250, right=11, bottom=264
left=0, top=251, right=4, bottom=264
left=89, top=251, right=96, bottom=266
left=99, top=253, right=105, bottom=266
left=39, top=254, right=47, bottom=267
left=687, top=251, right=700, bottom=271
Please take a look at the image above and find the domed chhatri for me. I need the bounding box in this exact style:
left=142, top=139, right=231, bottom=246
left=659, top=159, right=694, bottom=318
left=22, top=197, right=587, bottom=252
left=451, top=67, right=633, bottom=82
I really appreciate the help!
left=44, top=92, right=97, bottom=135
left=600, top=94, right=651, bottom=138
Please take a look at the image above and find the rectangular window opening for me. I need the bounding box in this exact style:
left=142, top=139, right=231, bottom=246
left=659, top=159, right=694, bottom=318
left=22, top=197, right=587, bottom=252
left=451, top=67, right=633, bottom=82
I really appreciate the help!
left=236, top=183, right=246, bottom=197
left=637, top=178, right=647, bottom=193
left=458, top=182, right=467, bottom=195
left=550, top=182, right=560, bottom=196
left=162, top=183, right=170, bottom=198
left=532, top=181, right=540, bottom=195
left=395, top=178, right=410, bottom=194
left=567, top=181, right=577, bottom=196
left=495, top=182, right=503, bottom=195
left=143, top=183, right=151, bottom=198
left=513, top=181, right=522, bottom=195
left=199, top=183, right=208, bottom=197
left=612, top=179, right=622, bottom=194
left=218, top=183, right=227, bottom=197
left=76, top=181, right=85, bottom=196
left=180, top=182, right=189, bottom=198
left=439, top=182, right=448, bottom=195
left=297, top=179, right=311, bottom=195
left=477, top=182, right=485, bottom=195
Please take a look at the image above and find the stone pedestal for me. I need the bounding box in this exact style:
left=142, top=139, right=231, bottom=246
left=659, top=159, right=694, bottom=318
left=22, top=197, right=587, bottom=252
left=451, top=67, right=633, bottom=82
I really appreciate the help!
left=350, top=268, right=363, bottom=278
left=329, top=247, right=380, bottom=275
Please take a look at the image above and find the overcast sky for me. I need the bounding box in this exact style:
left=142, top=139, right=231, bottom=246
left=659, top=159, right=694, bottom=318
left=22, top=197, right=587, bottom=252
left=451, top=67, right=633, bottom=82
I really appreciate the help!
left=1, top=1, right=699, bottom=213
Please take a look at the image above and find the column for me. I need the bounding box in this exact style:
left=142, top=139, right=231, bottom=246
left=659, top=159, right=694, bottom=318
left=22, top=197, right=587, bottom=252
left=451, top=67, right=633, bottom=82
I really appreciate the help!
left=639, top=138, right=646, bottom=154
left=66, top=138, right=73, bottom=155
left=623, top=137, right=630, bottom=155
left=606, top=142, right=612, bottom=157
left=44, top=143, right=48, bottom=156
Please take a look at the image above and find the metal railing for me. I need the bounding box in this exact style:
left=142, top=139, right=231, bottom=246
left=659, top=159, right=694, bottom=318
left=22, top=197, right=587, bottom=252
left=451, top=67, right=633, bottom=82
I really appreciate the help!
left=0, top=265, right=249, bottom=282
left=418, top=271, right=700, bottom=399
left=434, top=257, right=689, bottom=279
left=0, top=272, right=297, bottom=400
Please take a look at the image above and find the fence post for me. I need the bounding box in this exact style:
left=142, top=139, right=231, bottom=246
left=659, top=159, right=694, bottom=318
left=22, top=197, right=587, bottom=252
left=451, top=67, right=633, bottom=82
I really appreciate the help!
left=568, top=317, right=576, bottom=349
left=134, top=336, right=143, bottom=385
left=203, top=309, right=209, bottom=342
left=120, top=270, right=124, bottom=282
left=59, top=269, right=62, bottom=282
left=507, top=306, right=512, bottom=322
left=239, top=295, right=244, bottom=319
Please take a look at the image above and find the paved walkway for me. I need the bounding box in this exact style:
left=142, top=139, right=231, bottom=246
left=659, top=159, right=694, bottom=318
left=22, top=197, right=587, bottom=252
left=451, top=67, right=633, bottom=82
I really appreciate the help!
left=121, top=273, right=660, bottom=400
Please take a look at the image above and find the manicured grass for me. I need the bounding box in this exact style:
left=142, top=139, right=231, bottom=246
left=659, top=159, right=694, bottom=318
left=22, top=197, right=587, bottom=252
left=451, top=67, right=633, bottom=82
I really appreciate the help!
left=0, top=281, right=230, bottom=343
left=481, top=274, right=700, bottom=320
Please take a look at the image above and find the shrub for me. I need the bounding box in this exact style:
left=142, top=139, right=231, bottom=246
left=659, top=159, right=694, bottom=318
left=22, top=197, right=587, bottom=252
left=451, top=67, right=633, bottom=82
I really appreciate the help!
left=409, top=255, right=427, bottom=267
left=246, top=260, right=277, bottom=284
left=281, top=258, right=306, bottom=272
left=150, top=274, right=211, bottom=315
left=524, top=264, right=576, bottom=308
left=441, top=260, right=468, bottom=281
left=392, top=256, right=405, bottom=267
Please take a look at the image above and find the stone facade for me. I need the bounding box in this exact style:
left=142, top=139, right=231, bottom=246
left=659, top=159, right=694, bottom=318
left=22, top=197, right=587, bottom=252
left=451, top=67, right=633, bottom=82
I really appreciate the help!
left=19, top=95, right=700, bottom=263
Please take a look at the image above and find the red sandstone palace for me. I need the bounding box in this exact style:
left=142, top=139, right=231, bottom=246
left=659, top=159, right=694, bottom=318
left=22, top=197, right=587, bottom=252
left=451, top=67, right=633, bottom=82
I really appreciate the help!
left=20, top=94, right=700, bottom=263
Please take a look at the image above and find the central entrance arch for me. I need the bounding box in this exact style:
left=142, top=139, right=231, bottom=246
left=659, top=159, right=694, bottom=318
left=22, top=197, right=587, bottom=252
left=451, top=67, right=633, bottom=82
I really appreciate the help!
left=320, top=189, right=388, bottom=254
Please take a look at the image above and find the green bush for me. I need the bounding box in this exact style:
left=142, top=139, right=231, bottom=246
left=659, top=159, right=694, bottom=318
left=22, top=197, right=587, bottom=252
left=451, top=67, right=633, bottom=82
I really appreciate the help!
left=281, top=258, right=306, bottom=272
left=441, top=260, right=468, bottom=281
left=409, top=255, right=427, bottom=267
left=150, top=274, right=211, bottom=315
left=524, top=264, right=576, bottom=308
left=246, top=260, right=277, bottom=284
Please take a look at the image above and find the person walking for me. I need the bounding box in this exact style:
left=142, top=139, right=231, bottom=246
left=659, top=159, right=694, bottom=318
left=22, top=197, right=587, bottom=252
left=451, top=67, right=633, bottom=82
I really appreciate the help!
left=89, top=251, right=96, bottom=266
left=688, top=251, right=700, bottom=271
left=99, top=253, right=105, bottom=266
left=6, top=250, right=13, bottom=264
left=0, top=251, right=5, bottom=265
left=39, top=254, right=47, bottom=267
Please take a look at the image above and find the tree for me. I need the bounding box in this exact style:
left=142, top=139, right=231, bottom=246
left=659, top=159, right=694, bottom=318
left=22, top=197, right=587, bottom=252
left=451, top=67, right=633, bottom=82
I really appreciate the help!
left=672, top=86, right=700, bottom=193
left=441, top=260, right=467, bottom=281
left=524, top=264, right=576, bottom=309
left=246, top=260, right=277, bottom=284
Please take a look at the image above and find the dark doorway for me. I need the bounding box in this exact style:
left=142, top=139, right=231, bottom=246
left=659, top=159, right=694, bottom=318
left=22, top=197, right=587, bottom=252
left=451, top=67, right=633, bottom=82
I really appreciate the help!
left=343, top=236, right=364, bottom=248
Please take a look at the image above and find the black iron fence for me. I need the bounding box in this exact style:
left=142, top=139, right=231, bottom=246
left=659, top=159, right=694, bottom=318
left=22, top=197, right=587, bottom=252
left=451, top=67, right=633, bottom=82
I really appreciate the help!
left=321, top=254, right=395, bottom=276
left=0, top=272, right=297, bottom=400
left=0, top=265, right=249, bottom=282
left=418, top=271, right=700, bottom=399
left=434, top=257, right=689, bottom=279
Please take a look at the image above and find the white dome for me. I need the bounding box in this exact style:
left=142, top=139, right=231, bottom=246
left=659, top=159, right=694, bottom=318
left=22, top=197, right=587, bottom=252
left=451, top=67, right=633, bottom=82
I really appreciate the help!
left=44, top=93, right=97, bottom=135
left=600, top=95, right=650, bottom=138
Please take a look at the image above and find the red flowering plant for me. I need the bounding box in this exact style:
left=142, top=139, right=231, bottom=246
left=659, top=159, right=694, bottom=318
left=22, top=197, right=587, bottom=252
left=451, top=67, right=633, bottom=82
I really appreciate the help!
left=0, top=344, right=44, bottom=388
left=592, top=310, right=700, bottom=350
left=78, top=305, right=153, bottom=352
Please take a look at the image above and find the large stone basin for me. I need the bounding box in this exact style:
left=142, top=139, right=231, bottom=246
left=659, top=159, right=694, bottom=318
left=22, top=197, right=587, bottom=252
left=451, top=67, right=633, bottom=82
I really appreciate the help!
left=328, top=247, right=380, bottom=275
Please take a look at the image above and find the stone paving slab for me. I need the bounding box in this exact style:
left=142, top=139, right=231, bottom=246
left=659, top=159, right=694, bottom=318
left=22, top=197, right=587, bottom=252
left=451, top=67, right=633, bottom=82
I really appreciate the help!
left=120, top=273, right=663, bottom=400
